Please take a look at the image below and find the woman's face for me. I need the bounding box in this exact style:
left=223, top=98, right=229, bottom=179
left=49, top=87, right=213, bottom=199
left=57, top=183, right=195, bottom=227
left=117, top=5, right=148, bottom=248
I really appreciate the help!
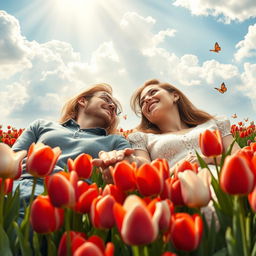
left=139, top=84, right=178, bottom=122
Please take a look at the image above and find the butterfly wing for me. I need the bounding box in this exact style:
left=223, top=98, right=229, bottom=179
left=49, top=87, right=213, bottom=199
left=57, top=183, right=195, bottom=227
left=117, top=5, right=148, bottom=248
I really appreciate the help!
left=215, top=42, right=221, bottom=52
left=219, top=82, right=227, bottom=93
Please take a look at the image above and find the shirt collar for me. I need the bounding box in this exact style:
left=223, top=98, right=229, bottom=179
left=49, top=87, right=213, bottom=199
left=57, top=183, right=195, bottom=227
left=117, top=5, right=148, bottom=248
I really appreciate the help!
left=61, top=119, right=107, bottom=136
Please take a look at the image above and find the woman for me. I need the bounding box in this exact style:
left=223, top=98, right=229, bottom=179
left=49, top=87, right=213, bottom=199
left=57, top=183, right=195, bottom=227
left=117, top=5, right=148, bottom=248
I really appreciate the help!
left=127, top=79, right=240, bottom=169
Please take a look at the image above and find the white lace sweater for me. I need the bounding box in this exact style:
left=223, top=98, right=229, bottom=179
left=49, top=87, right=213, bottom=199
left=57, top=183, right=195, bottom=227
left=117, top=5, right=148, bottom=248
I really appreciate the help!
left=128, top=116, right=231, bottom=168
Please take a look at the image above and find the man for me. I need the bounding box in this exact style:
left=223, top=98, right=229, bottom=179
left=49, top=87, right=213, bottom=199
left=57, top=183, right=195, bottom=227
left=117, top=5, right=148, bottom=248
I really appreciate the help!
left=13, top=83, right=132, bottom=198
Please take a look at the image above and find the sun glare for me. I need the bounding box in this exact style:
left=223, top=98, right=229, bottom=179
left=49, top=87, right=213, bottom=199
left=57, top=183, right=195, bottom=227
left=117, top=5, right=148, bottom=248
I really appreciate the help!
left=54, top=0, right=94, bottom=14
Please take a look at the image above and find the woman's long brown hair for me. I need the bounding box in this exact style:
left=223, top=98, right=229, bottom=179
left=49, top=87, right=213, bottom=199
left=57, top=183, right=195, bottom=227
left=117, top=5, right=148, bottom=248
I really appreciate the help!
left=131, top=79, right=214, bottom=133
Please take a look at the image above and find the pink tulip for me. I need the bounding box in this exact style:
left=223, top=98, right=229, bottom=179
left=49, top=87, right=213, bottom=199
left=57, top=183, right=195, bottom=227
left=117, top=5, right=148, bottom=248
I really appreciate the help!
left=30, top=195, right=64, bottom=233
left=91, top=195, right=116, bottom=229
left=178, top=169, right=211, bottom=208
left=73, top=236, right=114, bottom=256
left=47, top=171, right=78, bottom=208
left=0, top=143, right=26, bottom=179
left=68, top=153, right=93, bottom=179
left=26, top=142, right=61, bottom=177
left=113, top=195, right=165, bottom=245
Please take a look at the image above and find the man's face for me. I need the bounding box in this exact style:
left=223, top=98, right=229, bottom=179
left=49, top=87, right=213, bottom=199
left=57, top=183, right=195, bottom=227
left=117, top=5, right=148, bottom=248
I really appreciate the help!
left=82, top=91, right=120, bottom=127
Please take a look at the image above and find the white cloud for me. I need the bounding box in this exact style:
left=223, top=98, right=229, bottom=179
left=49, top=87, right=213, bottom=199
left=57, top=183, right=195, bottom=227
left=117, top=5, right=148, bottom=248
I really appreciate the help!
left=234, top=23, right=256, bottom=61
left=0, top=11, right=31, bottom=79
left=240, top=62, right=256, bottom=96
left=173, top=0, right=256, bottom=23
left=1, top=10, right=256, bottom=128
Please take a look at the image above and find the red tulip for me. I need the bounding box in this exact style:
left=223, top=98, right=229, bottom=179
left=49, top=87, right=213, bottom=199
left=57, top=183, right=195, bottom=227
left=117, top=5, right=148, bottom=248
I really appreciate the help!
left=136, top=163, right=164, bottom=196
left=169, top=213, right=203, bottom=251
left=169, top=177, right=185, bottom=206
left=248, top=186, right=256, bottom=212
left=26, top=142, right=61, bottom=177
left=91, top=195, right=116, bottom=229
left=173, top=160, right=198, bottom=178
left=47, top=171, right=78, bottom=208
left=161, top=252, right=177, bottom=256
left=102, top=184, right=126, bottom=204
left=74, top=181, right=100, bottom=213
left=30, top=195, right=64, bottom=233
left=220, top=154, right=255, bottom=194
left=58, top=231, right=86, bottom=256
left=199, top=129, right=223, bottom=157
left=113, top=195, right=164, bottom=245
left=68, top=153, right=93, bottom=179
left=0, top=178, right=13, bottom=194
left=110, top=161, right=136, bottom=192
left=151, top=158, right=170, bottom=179
left=0, top=143, right=26, bottom=179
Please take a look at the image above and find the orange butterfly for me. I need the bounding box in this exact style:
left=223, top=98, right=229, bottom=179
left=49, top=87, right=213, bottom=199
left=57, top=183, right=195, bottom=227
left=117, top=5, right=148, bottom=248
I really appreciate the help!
left=232, top=114, right=237, bottom=118
left=214, top=82, right=227, bottom=94
left=210, top=42, right=221, bottom=53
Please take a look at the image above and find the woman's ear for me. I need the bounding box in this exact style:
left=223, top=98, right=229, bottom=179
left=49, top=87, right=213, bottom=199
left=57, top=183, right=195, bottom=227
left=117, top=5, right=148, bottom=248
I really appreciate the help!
left=77, top=97, right=88, bottom=107
left=173, top=92, right=180, bottom=102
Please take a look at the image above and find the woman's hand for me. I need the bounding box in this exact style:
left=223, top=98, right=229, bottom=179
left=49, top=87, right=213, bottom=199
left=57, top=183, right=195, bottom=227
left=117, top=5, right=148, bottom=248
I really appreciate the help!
left=92, top=148, right=134, bottom=168
left=92, top=148, right=135, bottom=184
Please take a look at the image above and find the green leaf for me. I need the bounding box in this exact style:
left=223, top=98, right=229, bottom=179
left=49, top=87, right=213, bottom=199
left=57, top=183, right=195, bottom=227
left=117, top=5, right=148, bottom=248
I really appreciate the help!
left=0, top=224, right=12, bottom=256
left=212, top=247, right=228, bottom=256
left=4, top=185, right=20, bottom=230
left=13, top=221, right=33, bottom=256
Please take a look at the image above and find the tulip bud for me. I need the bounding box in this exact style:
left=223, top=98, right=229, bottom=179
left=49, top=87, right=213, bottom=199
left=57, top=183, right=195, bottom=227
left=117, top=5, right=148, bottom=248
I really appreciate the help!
left=26, top=142, right=61, bottom=177
left=67, top=153, right=93, bottom=179
left=30, top=195, right=64, bottom=233
left=199, top=129, right=223, bottom=157
left=169, top=213, right=203, bottom=251
left=220, top=154, right=255, bottom=195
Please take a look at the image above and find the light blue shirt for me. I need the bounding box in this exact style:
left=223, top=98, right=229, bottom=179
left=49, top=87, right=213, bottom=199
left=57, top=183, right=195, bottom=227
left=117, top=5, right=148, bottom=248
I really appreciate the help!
left=12, top=118, right=130, bottom=199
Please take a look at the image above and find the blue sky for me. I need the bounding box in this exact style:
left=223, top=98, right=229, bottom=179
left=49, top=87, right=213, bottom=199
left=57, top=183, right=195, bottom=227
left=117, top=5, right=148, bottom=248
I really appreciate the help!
left=1, top=0, right=256, bottom=130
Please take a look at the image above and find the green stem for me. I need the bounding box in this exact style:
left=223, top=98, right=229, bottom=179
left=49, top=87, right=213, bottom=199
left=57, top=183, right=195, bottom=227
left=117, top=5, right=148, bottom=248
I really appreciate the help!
left=131, top=245, right=149, bottom=256
left=25, top=177, right=37, bottom=241
left=237, top=196, right=250, bottom=256
left=47, top=234, right=51, bottom=256
left=213, top=157, right=219, bottom=178
left=0, top=178, right=6, bottom=227
left=65, top=208, right=71, bottom=256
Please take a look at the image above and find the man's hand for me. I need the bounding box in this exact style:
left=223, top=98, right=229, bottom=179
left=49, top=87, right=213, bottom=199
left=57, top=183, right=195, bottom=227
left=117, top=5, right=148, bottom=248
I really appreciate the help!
left=92, top=148, right=135, bottom=184
left=92, top=148, right=134, bottom=168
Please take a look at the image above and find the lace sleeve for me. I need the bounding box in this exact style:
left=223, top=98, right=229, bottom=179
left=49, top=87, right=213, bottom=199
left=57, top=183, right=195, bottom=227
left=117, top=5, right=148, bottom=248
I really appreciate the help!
left=128, top=132, right=148, bottom=151
left=215, top=116, right=231, bottom=137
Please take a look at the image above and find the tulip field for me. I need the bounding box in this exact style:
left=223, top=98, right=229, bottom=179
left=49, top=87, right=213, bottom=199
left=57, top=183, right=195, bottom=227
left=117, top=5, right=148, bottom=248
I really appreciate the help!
left=0, top=122, right=256, bottom=256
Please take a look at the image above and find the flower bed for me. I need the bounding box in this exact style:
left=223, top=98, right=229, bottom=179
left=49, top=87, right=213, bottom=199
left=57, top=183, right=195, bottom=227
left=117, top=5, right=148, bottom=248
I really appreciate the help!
left=0, top=122, right=256, bottom=256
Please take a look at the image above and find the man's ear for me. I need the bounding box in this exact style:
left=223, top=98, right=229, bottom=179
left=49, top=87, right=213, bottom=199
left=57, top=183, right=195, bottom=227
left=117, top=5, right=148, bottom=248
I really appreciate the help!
left=77, top=97, right=88, bottom=107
